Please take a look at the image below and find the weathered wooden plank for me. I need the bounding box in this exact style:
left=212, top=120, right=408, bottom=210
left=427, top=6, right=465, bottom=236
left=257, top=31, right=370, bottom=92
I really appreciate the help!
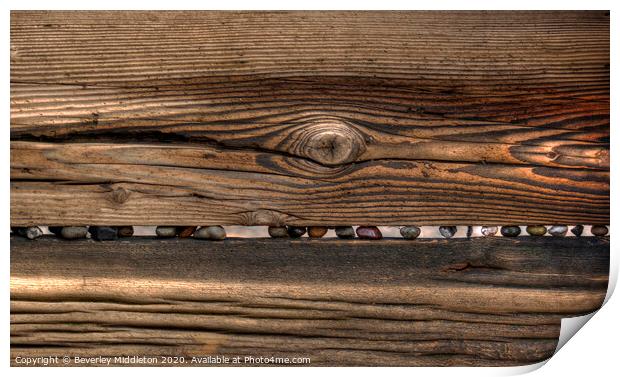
left=11, top=11, right=609, bottom=168
left=10, top=11, right=609, bottom=225
left=10, top=236, right=609, bottom=366
left=10, top=141, right=609, bottom=226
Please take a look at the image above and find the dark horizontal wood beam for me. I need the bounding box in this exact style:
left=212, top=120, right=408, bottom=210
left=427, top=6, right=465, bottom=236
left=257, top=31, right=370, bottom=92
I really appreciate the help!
left=11, top=236, right=609, bottom=366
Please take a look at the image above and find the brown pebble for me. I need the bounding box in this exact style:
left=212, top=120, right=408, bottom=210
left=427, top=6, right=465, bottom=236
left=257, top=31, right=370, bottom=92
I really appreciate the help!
left=117, top=226, right=134, bottom=237
left=308, top=226, right=328, bottom=238
left=356, top=226, right=382, bottom=240
left=177, top=226, right=197, bottom=238
left=591, top=225, right=608, bottom=236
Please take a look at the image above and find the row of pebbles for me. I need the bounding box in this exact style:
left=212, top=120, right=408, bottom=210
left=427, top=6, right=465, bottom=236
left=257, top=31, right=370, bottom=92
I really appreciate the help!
left=155, top=226, right=226, bottom=240
left=270, top=225, right=609, bottom=240
left=9, top=225, right=226, bottom=241
left=492, top=225, right=608, bottom=237
left=11, top=224, right=609, bottom=241
left=14, top=226, right=134, bottom=241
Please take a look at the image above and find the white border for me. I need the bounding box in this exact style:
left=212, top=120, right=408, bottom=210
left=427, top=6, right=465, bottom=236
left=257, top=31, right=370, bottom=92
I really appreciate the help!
left=2, top=1, right=616, bottom=376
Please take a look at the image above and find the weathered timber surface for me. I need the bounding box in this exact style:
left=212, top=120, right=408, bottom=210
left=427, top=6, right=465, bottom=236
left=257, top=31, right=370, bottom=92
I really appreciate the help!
left=11, top=236, right=609, bottom=366
left=10, top=11, right=609, bottom=225
left=10, top=141, right=609, bottom=226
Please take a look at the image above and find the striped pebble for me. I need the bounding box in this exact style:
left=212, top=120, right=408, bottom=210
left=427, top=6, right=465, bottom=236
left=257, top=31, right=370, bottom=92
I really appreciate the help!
left=60, top=226, right=88, bottom=239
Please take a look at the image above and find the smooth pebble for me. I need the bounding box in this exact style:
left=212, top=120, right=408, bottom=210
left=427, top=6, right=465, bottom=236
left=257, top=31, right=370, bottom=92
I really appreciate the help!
left=356, top=226, right=382, bottom=240
left=591, top=225, right=608, bottom=237
left=117, top=226, right=134, bottom=237
left=268, top=226, right=288, bottom=238
left=24, top=226, right=43, bottom=240
left=155, top=226, right=177, bottom=238
left=548, top=225, right=568, bottom=237
left=501, top=226, right=521, bottom=237
left=89, top=226, right=118, bottom=241
left=287, top=226, right=307, bottom=238
left=400, top=226, right=420, bottom=240
left=439, top=226, right=457, bottom=239
left=60, top=226, right=88, bottom=239
left=481, top=226, right=498, bottom=236
left=308, top=226, right=328, bottom=238
left=526, top=225, right=547, bottom=236
left=194, top=225, right=226, bottom=240
left=571, top=225, right=584, bottom=237
left=335, top=226, right=355, bottom=239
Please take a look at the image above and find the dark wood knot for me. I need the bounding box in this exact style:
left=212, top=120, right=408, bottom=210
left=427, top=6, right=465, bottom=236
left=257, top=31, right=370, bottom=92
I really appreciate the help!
left=110, top=187, right=130, bottom=204
left=283, top=119, right=366, bottom=166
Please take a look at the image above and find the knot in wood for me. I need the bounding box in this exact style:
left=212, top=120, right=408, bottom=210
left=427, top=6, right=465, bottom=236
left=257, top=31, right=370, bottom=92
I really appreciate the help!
left=287, top=120, right=366, bottom=166
left=110, top=187, right=130, bottom=204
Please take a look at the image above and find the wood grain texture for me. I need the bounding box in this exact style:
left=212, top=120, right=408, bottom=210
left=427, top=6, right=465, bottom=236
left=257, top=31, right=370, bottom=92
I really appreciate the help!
left=10, top=236, right=609, bottom=366
left=11, top=141, right=609, bottom=226
left=10, top=11, right=609, bottom=225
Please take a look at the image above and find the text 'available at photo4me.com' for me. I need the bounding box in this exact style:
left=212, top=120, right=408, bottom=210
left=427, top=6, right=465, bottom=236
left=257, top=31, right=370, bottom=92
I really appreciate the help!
left=14, top=355, right=313, bottom=366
